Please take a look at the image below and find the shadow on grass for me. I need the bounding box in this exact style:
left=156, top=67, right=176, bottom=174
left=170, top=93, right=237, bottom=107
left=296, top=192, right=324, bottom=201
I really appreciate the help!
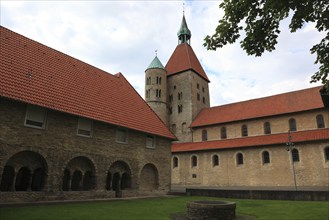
left=170, top=212, right=255, bottom=220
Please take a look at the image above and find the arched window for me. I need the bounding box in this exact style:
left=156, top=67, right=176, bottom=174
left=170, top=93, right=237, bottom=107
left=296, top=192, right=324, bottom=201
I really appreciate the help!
left=289, top=118, right=297, bottom=131
left=291, top=148, right=300, bottom=162
left=71, top=170, right=82, bottom=191
left=221, top=127, right=227, bottom=139
left=262, top=151, right=270, bottom=164
left=316, top=114, right=325, bottom=128
left=182, top=123, right=187, bottom=133
left=212, top=155, right=219, bottom=167
left=171, top=124, right=176, bottom=134
left=241, top=125, right=248, bottom=137
left=236, top=153, right=244, bottom=165
left=158, top=89, right=161, bottom=98
left=264, top=122, right=271, bottom=134
left=173, top=157, right=179, bottom=168
left=0, top=166, right=15, bottom=191
left=202, top=129, right=208, bottom=141
left=191, top=156, right=197, bottom=167
left=324, top=147, right=329, bottom=161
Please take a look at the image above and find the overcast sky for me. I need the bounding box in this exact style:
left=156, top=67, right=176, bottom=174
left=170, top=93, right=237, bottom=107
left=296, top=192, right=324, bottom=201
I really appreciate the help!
left=1, top=1, right=324, bottom=106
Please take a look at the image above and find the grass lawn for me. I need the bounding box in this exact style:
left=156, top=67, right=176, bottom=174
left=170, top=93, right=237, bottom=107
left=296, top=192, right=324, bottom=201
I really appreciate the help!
left=0, top=196, right=328, bottom=220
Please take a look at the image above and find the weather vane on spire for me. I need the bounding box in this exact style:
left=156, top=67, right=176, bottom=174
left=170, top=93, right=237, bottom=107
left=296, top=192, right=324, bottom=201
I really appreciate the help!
left=183, top=2, right=185, bottom=15
left=155, top=49, right=157, bottom=56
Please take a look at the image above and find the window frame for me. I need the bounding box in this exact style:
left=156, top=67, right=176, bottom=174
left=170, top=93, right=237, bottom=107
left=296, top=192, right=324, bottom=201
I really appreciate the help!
left=212, top=155, right=219, bottom=167
left=221, top=127, right=227, bottom=139
left=291, top=148, right=300, bottom=162
left=24, top=104, right=47, bottom=129
left=191, top=155, right=198, bottom=167
left=262, top=151, right=270, bottom=164
left=202, top=129, right=208, bottom=141
left=324, top=147, right=329, bottom=161
left=264, top=122, right=271, bottom=134
left=241, top=124, right=248, bottom=137
left=316, top=114, right=325, bottom=128
left=173, top=156, right=179, bottom=168
left=146, top=135, right=156, bottom=149
left=116, top=128, right=128, bottom=144
left=236, top=153, right=244, bottom=165
left=77, top=117, right=93, bottom=137
left=289, top=118, right=297, bottom=131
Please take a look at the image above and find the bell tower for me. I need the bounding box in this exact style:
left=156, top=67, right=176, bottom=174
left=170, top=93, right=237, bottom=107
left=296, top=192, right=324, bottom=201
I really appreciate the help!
left=145, top=55, right=168, bottom=126
left=165, top=14, right=210, bottom=142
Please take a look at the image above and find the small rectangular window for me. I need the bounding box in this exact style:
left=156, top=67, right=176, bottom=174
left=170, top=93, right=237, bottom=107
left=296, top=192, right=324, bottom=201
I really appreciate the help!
left=116, top=128, right=128, bottom=143
left=24, top=105, right=47, bottom=129
left=77, top=117, right=93, bottom=137
left=146, top=135, right=155, bottom=149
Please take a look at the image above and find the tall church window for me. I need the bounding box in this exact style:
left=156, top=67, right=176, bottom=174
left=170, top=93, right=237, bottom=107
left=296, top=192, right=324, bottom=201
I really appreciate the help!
left=289, top=118, right=297, bottom=131
left=212, top=155, right=219, bottom=167
left=291, top=148, right=300, bottom=162
left=191, top=156, right=197, bottom=167
left=172, top=124, right=176, bottom=134
left=169, top=94, right=173, bottom=103
left=178, top=92, right=182, bottom=100
left=202, top=97, right=205, bottom=104
left=325, top=147, right=329, bottom=161
left=316, top=114, right=325, bottom=128
left=146, top=77, right=150, bottom=85
left=169, top=107, right=172, bottom=115
left=173, top=157, right=179, bottom=168
left=156, top=77, right=162, bottom=85
left=262, top=151, right=270, bottom=164
left=146, top=90, right=150, bottom=99
left=202, top=129, right=208, bottom=141
left=156, top=89, right=161, bottom=98
left=178, top=105, right=183, bottom=113
left=197, top=83, right=200, bottom=89
left=25, top=104, right=47, bottom=129
left=182, top=123, right=187, bottom=133
left=241, top=124, right=248, bottom=137
left=221, top=127, right=227, bottom=139
left=236, top=153, right=244, bottom=165
left=197, top=93, right=200, bottom=101
left=264, top=122, right=271, bottom=134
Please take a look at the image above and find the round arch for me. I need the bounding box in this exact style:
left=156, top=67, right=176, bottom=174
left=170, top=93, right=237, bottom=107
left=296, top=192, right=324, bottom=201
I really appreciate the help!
left=0, top=151, right=48, bottom=192
left=106, top=160, right=132, bottom=192
left=139, top=163, right=159, bottom=191
left=62, top=156, right=96, bottom=191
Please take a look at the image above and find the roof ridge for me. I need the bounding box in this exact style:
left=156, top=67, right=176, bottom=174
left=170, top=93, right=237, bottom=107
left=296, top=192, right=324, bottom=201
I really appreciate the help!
left=210, top=86, right=323, bottom=110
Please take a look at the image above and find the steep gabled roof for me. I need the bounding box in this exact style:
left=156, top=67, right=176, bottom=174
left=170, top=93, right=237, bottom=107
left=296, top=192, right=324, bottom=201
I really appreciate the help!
left=191, top=86, right=325, bottom=128
left=165, top=43, right=210, bottom=82
left=172, top=128, right=329, bottom=153
left=0, top=26, right=175, bottom=140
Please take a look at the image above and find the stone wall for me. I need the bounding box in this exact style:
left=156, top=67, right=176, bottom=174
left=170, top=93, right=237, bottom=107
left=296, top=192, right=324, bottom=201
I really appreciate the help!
left=172, top=142, right=329, bottom=187
left=0, top=98, right=172, bottom=203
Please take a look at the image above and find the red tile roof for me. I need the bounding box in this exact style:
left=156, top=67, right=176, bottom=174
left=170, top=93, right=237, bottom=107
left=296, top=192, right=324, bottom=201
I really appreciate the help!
left=165, top=43, right=210, bottom=82
left=0, top=26, right=176, bottom=140
left=191, top=86, right=325, bottom=128
left=172, top=128, right=329, bottom=152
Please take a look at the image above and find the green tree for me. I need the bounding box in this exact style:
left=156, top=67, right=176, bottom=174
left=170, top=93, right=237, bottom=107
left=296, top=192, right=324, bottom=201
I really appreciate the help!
left=204, top=0, right=329, bottom=93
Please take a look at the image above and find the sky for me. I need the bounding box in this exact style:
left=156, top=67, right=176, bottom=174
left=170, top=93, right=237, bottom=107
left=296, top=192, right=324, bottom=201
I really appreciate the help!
left=0, top=0, right=325, bottom=107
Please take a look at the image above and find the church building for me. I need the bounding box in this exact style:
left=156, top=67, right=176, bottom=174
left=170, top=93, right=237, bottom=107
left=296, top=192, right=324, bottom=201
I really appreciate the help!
left=145, top=15, right=329, bottom=190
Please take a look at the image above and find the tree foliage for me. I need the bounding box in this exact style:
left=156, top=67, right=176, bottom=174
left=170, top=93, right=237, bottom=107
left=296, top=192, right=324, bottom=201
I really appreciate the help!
left=204, top=0, right=329, bottom=93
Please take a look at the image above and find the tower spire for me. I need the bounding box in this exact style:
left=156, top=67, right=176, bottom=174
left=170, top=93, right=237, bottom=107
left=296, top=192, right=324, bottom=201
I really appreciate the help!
left=177, top=11, right=191, bottom=45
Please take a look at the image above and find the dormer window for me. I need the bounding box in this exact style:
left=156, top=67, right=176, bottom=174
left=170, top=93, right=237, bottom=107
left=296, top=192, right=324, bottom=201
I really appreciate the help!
left=24, top=105, right=47, bottom=129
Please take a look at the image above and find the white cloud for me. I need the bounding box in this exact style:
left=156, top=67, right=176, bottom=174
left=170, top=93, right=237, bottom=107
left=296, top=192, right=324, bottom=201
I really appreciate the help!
left=0, top=0, right=324, bottom=107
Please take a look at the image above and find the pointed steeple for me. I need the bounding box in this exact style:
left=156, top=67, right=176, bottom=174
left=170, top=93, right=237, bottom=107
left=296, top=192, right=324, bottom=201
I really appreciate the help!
left=177, top=14, right=191, bottom=45
left=146, top=56, right=165, bottom=71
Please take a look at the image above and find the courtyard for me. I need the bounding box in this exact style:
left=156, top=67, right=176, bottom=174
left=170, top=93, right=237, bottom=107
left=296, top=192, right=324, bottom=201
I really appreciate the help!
left=0, top=196, right=328, bottom=220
